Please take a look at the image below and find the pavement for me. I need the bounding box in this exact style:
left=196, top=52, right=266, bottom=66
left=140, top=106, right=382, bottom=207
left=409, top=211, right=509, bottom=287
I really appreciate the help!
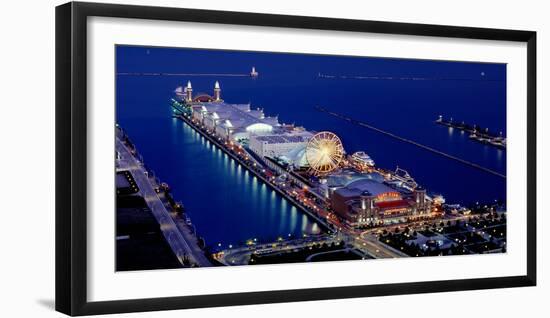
left=217, top=236, right=340, bottom=266
left=304, top=248, right=366, bottom=262
left=354, top=233, right=409, bottom=258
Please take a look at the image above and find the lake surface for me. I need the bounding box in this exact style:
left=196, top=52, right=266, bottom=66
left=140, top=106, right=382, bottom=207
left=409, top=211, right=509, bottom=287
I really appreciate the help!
left=116, top=45, right=506, bottom=247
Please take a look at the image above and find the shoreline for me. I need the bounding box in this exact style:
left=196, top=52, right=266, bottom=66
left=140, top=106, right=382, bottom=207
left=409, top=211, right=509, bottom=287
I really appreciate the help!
left=116, top=126, right=214, bottom=268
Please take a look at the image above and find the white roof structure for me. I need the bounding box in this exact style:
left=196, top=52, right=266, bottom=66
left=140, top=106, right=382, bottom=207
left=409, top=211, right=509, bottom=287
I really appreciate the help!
left=279, top=144, right=309, bottom=168
left=325, top=170, right=386, bottom=189
left=194, top=101, right=282, bottom=138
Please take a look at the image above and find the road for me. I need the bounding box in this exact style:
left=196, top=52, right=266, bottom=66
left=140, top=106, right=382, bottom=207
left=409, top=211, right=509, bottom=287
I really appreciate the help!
left=116, top=136, right=212, bottom=267
left=353, top=233, right=409, bottom=258
left=304, top=248, right=367, bottom=262
left=216, top=236, right=340, bottom=266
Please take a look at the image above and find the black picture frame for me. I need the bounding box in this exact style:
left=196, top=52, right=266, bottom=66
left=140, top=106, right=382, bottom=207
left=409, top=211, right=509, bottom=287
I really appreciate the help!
left=55, top=1, right=537, bottom=316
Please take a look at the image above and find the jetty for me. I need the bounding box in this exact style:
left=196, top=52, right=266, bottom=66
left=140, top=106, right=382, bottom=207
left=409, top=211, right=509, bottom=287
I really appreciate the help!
left=435, top=115, right=506, bottom=149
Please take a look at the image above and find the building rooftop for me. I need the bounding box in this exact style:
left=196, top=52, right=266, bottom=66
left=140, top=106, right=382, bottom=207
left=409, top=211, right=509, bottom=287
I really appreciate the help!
left=197, top=101, right=280, bottom=133
left=325, top=170, right=385, bottom=188
left=334, top=178, right=398, bottom=199
left=254, top=135, right=309, bottom=144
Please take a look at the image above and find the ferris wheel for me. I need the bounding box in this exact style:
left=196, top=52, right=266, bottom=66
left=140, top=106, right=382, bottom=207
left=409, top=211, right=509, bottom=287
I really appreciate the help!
left=305, top=131, right=344, bottom=174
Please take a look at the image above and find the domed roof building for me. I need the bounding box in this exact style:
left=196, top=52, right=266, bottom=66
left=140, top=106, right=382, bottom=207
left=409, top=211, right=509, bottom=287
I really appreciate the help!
left=328, top=171, right=431, bottom=226
left=324, top=170, right=385, bottom=189
left=189, top=81, right=282, bottom=142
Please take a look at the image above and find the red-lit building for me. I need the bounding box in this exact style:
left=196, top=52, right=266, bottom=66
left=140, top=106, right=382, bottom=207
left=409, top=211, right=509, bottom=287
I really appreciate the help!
left=330, top=179, right=430, bottom=226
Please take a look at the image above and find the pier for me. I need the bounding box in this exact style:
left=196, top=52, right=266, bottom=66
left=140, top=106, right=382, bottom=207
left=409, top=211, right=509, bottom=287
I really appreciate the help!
left=167, top=82, right=506, bottom=260
left=435, top=115, right=506, bottom=149
left=315, top=106, right=506, bottom=179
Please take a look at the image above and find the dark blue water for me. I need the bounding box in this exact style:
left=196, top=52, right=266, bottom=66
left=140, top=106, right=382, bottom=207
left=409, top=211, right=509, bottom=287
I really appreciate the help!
left=116, top=45, right=506, bottom=246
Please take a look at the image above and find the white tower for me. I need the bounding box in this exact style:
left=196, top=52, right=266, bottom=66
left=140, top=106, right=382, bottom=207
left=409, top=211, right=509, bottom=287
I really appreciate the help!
left=185, top=81, right=193, bottom=102
left=250, top=66, right=258, bottom=77
left=214, top=81, right=221, bottom=101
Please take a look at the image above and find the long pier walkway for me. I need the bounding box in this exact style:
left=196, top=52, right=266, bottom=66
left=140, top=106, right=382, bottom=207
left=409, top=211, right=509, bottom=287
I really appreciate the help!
left=315, top=106, right=506, bottom=179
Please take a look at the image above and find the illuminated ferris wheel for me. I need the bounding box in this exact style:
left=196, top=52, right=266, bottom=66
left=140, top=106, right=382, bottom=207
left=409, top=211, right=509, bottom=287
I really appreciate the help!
left=305, top=131, right=344, bottom=174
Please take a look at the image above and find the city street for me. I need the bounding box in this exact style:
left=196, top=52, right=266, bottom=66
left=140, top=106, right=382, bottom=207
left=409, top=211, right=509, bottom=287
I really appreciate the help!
left=216, top=236, right=340, bottom=265
left=116, top=136, right=212, bottom=267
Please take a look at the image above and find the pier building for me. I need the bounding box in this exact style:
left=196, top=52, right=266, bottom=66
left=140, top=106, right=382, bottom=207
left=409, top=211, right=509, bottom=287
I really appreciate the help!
left=249, top=132, right=312, bottom=158
left=185, top=81, right=316, bottom=149
left=279, top=145, right=309, bottom=169
left=331, top=177, right=431, bottom=226
left=321, top=169, right=384, bottom=193
left=191, top=101, right=279, bottom=142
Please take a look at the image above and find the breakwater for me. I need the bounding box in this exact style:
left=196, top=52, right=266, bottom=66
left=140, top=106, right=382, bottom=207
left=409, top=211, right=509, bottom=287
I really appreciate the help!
left=118, top=72, right=251, bottom=77
left=316, top=106, right=506, bottom=179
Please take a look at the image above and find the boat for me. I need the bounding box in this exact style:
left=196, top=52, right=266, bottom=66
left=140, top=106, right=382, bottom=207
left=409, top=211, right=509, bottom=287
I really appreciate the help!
left=350, top=151, right=375, bottom=167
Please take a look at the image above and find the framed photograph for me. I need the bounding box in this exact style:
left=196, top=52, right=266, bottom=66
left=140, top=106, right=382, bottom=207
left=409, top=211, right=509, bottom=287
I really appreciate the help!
left=55, top=1, right=536, bottom=316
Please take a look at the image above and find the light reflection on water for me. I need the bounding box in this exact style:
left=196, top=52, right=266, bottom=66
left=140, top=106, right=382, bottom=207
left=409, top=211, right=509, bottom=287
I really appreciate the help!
left=167, top=120, right=322, bottom=246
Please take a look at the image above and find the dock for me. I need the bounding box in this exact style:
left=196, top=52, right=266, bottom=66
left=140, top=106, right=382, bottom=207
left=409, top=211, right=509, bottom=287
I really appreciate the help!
left=435, top=116, right=506, bottom=149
